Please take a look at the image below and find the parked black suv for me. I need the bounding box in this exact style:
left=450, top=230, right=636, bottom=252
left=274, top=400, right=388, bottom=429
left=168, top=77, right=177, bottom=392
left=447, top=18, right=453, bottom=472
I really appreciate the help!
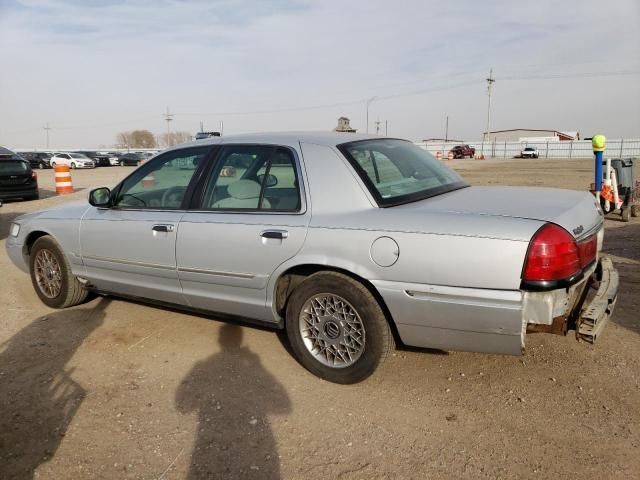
left=19, top=151, right=53, bottom=169
left=0, top=147, right=39, bottom=201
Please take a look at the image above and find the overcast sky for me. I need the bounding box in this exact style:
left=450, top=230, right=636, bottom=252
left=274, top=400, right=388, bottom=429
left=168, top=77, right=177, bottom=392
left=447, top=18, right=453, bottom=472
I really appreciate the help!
left=1, top=0, right=639, bottom=148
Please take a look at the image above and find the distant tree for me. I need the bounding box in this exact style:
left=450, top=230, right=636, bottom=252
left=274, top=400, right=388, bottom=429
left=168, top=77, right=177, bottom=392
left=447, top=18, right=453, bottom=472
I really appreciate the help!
left=159, top=131, right=193, bottom=147
left=129, top=130, right=156, bottom=148
left=116, top=131, right=132, bottom=149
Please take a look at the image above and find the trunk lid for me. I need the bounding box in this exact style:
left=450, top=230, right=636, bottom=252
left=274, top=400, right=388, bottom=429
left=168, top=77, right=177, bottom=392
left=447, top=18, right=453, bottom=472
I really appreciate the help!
left=401, top=186, right=603, bottom=239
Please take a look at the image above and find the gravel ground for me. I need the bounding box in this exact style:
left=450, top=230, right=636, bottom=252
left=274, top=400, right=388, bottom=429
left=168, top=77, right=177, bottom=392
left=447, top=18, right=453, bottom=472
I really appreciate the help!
left=1, top=158, right=639, bottom=479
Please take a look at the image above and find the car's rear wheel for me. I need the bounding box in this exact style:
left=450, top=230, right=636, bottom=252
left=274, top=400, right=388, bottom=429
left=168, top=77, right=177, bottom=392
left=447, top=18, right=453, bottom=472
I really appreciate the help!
left=29, top=236, right=88, bottom=308
left=120, top=160, right=125, bottom=166
left=50, top=161, right=56, bottom=168
left=285, top=271, right=394, bottom=384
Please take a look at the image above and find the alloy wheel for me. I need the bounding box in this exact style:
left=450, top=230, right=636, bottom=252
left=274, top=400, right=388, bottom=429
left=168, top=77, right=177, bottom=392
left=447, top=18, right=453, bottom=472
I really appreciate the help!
left=298, top=294, right=366, bottom=368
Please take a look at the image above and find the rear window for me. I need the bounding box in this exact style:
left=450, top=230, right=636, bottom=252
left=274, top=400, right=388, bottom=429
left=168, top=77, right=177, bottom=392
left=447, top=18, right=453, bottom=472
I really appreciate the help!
left=338, top=139, right=467, bottom=207
left=0, top=160, right=30, bottom=175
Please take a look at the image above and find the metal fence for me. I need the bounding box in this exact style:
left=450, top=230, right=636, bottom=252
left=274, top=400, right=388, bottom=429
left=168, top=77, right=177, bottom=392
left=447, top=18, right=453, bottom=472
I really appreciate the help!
left=416, top=139, right=640, bottom=159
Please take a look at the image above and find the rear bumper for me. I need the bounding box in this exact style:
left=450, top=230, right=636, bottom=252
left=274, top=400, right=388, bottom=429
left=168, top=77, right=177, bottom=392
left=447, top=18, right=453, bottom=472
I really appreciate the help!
left=0, top=185, right=38, bottom=200
left=576, top=256, right=618, bottom=343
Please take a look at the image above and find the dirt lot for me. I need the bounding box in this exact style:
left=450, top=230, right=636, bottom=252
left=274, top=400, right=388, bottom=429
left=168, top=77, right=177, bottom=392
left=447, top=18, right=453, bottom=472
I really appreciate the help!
left=1, top=158, right=639, bottom=479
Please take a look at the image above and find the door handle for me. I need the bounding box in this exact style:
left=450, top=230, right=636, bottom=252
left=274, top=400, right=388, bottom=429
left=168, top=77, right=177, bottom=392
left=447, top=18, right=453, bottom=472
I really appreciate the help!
left=152, top=224, right=175, bottom=233
left=260, top=230, right=289, bottom=240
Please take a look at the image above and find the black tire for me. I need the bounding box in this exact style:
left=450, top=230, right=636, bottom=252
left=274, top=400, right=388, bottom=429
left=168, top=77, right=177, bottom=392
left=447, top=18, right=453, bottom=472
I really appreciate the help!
left=38, top=162, right=44, bottom=170
left=120, top=160, right=124, bottom=166
left=285, top=271, right=394, bottom=384
left=26, top=193, right=39, bottom=201
left=29, top=236, right=88, bottom=308
left=70, top=162, right=76, bottom=169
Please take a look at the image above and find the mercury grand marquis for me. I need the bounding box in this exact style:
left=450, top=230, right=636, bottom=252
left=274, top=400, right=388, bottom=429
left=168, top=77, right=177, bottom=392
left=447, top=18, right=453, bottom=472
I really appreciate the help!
left=6, top=132, right=619, bottom=383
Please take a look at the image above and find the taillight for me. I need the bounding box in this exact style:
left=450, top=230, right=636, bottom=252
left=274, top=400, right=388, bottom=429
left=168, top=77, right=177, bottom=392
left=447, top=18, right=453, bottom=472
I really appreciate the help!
left=522, top=224, right=580, bottom=281
left=576, top=234, right=597, bottom=268
left=31, top=171, right=37, bottom=180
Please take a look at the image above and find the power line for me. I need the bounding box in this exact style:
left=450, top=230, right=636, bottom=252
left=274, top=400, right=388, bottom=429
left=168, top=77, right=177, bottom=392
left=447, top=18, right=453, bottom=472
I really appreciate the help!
left=498, top=70, right=640, bottom=81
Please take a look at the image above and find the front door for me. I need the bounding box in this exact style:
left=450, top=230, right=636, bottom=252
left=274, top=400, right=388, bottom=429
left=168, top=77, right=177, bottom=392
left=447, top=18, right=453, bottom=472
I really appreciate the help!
left=79, top=146, right=211, bottom=305
left=177, top=144, right=309, bottom=322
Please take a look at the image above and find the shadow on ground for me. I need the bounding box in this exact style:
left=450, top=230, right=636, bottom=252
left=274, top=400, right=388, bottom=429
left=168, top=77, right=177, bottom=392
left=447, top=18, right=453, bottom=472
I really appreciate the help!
left=0, top=211, right=26, bottom=241
left=0, top=298, right=108, bottom=480
left=176, top=324, right=291, bottom=479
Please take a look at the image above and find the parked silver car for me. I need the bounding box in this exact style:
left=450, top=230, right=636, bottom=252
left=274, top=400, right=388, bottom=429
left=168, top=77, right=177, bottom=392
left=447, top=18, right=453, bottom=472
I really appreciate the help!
left=6, top=133, right=619, bottom=383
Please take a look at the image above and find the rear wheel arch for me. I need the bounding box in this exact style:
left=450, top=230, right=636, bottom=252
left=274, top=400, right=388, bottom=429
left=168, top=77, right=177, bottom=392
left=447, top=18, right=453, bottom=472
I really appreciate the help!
left=273, top=264, right=401, bottom=343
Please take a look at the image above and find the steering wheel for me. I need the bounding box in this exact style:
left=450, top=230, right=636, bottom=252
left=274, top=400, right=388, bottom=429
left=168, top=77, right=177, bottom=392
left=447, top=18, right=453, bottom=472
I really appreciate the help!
left=161, top=186, right=187, bottom=208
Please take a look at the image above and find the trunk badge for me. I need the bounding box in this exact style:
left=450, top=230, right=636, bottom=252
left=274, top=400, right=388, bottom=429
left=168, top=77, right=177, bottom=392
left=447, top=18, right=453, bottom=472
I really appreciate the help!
left=573, top=225, right=584, bottom=236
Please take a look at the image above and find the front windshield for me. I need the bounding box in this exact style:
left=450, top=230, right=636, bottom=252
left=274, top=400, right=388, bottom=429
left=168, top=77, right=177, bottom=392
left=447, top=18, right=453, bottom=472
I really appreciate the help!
left=70, top=153, right=89, bottom=159
left=339, top=139, right=467, bottom=207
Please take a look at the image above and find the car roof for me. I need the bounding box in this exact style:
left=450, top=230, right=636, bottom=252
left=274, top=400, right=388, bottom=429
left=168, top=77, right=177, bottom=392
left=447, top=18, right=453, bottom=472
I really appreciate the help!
left=170, top=131, right=386, bottom=152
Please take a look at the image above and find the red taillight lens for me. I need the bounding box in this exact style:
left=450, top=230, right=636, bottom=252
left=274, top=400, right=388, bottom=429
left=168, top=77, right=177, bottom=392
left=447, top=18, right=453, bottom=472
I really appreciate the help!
left=522, top=224, right=581, bottom=281
left=576, top=234, right=597, bottom=268
left=31, top=171, right=37, bottom=180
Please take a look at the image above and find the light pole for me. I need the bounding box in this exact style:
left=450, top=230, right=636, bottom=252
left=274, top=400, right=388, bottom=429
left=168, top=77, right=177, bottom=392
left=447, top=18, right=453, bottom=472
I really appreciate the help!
left=366, top=96, right=377, bottom=134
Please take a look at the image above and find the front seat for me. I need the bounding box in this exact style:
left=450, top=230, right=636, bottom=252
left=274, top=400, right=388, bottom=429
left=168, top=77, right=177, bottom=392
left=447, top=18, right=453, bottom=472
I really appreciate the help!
left=212, top=179, right=271, bottom=209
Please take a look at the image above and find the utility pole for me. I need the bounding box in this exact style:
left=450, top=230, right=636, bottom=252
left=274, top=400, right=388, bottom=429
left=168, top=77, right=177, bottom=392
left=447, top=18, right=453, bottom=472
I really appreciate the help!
left=219, top=120, right=224, bottom=136
left=484, top=68, right=495, bottom=142
left=163, top=107, right=174, bottom=147
left=445, top=115, right=449, bottom=142
left=375, top=119, right=381, bottom=135
left=43, top=123, right=51, bottom=149
left=199, top=120, right=204, bottom=133
left=366, top=96, right=377, bottom=134
left=385, top=120, right=388, bottom=136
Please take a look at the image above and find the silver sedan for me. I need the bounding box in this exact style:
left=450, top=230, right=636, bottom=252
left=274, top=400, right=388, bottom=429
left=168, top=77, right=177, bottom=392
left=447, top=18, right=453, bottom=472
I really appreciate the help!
left=6, top=132, right=619, bottom=383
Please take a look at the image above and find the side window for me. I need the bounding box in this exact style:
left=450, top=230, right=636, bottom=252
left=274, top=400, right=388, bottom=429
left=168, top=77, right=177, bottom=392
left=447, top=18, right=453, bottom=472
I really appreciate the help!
left=201, top=145, right=301, bottom=211
left=114, top=147, right=209, bottom=209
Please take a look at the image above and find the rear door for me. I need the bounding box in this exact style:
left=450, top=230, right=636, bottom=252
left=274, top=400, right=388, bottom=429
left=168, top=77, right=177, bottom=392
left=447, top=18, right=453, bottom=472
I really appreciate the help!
left=79, top=146, right=212, bottom=305
left=176, top=144, right=309, bottom=322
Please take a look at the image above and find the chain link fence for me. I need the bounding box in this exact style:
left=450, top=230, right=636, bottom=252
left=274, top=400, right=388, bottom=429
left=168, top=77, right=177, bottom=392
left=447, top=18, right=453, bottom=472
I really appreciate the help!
left=416, top=139, right=640, bottom=159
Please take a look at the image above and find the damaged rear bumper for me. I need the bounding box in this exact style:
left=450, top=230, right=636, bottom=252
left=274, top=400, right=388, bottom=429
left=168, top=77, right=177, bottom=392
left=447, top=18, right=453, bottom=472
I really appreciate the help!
left=524, top=255, right=619, bottom=343
left=576, top=256, right=619, bottom=343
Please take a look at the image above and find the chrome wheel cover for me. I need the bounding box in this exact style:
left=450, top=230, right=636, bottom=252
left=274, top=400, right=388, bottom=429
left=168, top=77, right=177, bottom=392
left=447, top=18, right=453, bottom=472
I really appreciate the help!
left=299, top=294, right=366, bottom=368
left=34, top=248, right=63, bottom=298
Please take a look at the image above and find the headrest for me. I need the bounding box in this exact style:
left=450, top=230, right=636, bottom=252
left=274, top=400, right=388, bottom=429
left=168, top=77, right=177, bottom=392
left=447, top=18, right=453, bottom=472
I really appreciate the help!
left=227, top=179, right=261, bottom=199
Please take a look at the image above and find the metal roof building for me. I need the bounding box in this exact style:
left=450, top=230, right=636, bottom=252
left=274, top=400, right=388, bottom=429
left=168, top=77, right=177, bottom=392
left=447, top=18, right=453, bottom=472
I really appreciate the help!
left=484, top=129, right=579, bottom=142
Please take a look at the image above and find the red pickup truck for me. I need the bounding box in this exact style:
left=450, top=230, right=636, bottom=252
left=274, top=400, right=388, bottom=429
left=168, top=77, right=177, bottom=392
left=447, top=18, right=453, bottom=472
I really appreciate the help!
left=449, top=144, right=475, bottom=159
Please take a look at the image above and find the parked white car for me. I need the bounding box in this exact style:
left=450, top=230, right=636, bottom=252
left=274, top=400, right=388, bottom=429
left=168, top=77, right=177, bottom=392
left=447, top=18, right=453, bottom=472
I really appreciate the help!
left=50, top=153, right=95, bottom=169
left=521, top=147, right=539, bottom=159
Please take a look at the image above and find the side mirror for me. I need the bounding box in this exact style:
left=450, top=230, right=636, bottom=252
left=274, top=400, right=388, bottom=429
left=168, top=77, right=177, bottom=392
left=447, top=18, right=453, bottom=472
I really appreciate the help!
left=257, top=173, right=278, bottom=188
left=88, top=187, right=112, bottom=207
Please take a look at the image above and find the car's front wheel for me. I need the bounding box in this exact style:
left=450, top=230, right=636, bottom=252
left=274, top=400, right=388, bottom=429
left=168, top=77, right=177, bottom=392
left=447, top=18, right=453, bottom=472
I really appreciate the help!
left=29, top=236, right=88, bottom=308
left=285, top=271, right=394, bottom=384
left=70, top=162, right=76, bottom=169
